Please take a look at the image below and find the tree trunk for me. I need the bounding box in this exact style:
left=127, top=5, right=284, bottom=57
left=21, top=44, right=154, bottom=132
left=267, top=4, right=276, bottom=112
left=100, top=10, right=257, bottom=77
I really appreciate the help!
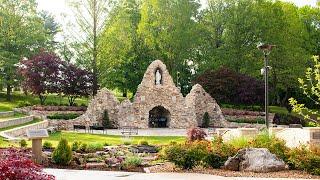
left=6, top=84, right=12, bottom=101
left=92, top=0, right=98, bottom=96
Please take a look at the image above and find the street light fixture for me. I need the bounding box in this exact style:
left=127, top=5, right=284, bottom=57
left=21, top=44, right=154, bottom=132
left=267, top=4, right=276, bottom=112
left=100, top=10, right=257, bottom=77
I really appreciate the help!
left=257, top=42, right=275, bottom=130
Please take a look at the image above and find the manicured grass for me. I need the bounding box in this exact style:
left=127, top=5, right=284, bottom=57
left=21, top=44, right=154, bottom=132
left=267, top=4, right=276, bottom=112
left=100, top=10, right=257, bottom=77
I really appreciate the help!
left=0, top=118, right=42, bottom=132
left=37, top=131, right=186, bottom=147
left=0, top=91, right=89, bottom=112
left=0, top=112, right=26, bottom=121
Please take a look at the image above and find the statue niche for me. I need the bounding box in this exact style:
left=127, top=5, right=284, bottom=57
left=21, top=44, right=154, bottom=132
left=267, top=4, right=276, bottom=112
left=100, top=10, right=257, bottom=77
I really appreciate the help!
left=155, top=68, right=163, bottom=85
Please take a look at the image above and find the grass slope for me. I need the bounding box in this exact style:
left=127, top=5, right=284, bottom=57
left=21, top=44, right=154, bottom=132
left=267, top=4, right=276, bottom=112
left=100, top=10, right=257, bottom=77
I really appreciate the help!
left=43, top=131, right=186, bottom=147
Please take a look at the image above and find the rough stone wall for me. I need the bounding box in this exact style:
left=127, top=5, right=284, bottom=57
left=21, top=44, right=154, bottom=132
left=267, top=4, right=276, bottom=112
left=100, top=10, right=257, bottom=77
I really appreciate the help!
left=74, top=89, right=120, bottom=127
left=73, top=59, right=227, bottom=129
left=130, top=60, right=197, bottom=128
left=185, top=84, right=227, bottom=127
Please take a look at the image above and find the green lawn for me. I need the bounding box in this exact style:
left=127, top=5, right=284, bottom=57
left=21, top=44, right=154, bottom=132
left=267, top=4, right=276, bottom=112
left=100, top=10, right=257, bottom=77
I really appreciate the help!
left=0, top=118, right=42, bottom=132
left=40, top=131, right=185, bottom=147
left=0, top=90, right=132, bottom=112
left=0, top=112, right=26, bottom=121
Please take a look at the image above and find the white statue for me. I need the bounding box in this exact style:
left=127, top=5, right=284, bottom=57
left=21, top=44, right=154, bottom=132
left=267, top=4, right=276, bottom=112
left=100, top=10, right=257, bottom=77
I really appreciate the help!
left=155, top=69, right=162, bottom=85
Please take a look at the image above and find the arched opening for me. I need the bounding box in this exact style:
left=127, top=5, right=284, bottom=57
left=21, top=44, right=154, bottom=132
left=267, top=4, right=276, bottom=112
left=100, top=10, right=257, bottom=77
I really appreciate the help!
left=148, top=106, right=170, bottom=128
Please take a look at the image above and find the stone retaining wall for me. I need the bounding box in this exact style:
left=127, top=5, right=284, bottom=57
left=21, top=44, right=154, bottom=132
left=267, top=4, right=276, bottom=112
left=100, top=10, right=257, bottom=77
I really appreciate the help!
left=0, top=116, right=34, bottom=128
left=1, top=120, right=48, bottom=138
left=0, top=111, right=14, bottom=118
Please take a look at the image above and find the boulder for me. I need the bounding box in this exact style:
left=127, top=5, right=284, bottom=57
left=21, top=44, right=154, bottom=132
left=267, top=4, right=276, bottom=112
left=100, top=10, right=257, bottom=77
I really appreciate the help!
left=224, top=148, right=287, bottom=173
left=130, top=145, right=158, bottom=153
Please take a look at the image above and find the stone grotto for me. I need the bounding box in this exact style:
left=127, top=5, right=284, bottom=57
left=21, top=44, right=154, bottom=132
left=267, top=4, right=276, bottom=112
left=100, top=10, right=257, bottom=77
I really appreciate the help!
left=75, top=60, right=228, bottom=128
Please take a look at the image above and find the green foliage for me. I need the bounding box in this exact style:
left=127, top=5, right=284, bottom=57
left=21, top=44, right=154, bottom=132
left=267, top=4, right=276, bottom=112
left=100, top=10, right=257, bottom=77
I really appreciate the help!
left=202, top=112, right=210, bottom=128
left=273, top=112, right=305, bottom=126
left=47, top=113, right=80, bottom=120
left=287, top=146, right=320, bottom=175
left=123, top=141, right=131, bottom=145
left=290, top=56, right=320, bottom=125
left=102, top=110, right=111, bottom=128
left=43, top=141, right=53, bottom=149
left=249, top=132, right=289, bottom=161
left=139, top=140, right=149, bottom=146
left=0, top=0, right=58, bottom=101
left=203, top=152, right=223, bottom=169
left=87, top=143, right=104, bottom=153
left=71, top=141, right=81, bottom=151
left=79, top=143, right=88, bottom=153
left=162, top=141, right=209, bottom=169
left=19, top=139, right=27, bottom=148
left=121, top=156, right=142, bottom=169
left=52, top=138, right=72, bottom=165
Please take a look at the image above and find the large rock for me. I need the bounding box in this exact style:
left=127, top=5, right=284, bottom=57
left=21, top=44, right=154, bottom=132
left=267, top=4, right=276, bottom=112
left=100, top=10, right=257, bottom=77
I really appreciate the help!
left=224, top=148, right=287, bottom=173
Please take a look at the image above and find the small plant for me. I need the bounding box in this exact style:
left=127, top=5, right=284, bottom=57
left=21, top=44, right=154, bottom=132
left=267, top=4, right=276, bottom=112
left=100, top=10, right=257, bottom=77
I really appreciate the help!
left=102, top=110, right=111, bottom=128
left=202, top=112, right=210, bottom=128
left=87, top=143, right=104, bottom=152
left=123, top=141, right=131, bottom=145
left=20, top=139, right=27, bottom=148
left=72, top=141, right=82, bottom=151
left=103, top=142, right=110, bottom=146
left=79, top=143, right=88, bottom=152
left=43, top=141, right=53, bottom=149
left=139, top=140, right=149, bottom=146
left=287, top=146, right=320, bottom=175
left=52, top=138, right=72, bottom=165
left=162, top=141, right=209, bottom=169
left=203, top=152, right=223, bottom=168
left=187, top=127, right=207, bottom=141
left=121, top=156, right=142, bottom=169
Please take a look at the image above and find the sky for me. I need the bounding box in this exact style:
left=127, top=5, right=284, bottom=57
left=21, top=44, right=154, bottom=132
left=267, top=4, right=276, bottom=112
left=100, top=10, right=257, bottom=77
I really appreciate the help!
left=36, top=0, right=318, bottom=42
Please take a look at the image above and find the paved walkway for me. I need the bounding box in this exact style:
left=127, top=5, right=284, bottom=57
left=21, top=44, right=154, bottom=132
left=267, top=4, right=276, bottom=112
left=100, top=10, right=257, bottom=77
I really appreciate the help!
left=44, top=169, right=314, bottom=180
left=76, top=128, right=191, bottom=136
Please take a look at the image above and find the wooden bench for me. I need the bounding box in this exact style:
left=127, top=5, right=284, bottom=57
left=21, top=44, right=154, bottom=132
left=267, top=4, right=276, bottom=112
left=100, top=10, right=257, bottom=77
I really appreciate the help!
left=89, top=125, right=106, bottom=134
left=121, top=126, right=138, bottom=135
left=73, top=125, right=87, bottom=133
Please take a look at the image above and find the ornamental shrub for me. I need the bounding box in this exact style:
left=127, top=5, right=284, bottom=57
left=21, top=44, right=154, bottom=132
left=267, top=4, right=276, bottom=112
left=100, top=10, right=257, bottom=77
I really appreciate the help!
left=287, top=146, right=320, bottom=175
left=0, top=148, right=55, bottom=180
left=102, top=110, right=111, bottom=128
left=52, top=138, right=72, bottom=165
left=79, top=143, right=88, bottom=152
left=121, top=156, right=142, bottom=169
left=20, top=139, right=27, bottom=148
left=87, top=143, right=104, bottom=152
left=139, top=140, right=149, bottom=146
left=72, top=141, right=82, bottom=151
left=162, top=141, right=209, bottom=169
left=203, top=152, right=223, bottom=168
left=187, top=127, right=207, bottom=141
left=42, top=141, right=53, bottom=149
left=202, top=112, right=210, bottom=128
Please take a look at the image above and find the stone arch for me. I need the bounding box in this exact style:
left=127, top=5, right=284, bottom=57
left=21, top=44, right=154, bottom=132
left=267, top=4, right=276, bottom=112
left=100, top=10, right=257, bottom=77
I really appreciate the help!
left=148, top=105, right=171, bottom=128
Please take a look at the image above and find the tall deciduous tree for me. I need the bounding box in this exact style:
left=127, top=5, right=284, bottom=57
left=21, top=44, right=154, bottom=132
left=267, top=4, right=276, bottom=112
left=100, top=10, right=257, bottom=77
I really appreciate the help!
left=0, top=0, right=57, bottom=100
left=99, top=0, right=152, bottom=96
left=137, top=0, right=202, bottom=94
left=69, top=0, right=110, bottom=96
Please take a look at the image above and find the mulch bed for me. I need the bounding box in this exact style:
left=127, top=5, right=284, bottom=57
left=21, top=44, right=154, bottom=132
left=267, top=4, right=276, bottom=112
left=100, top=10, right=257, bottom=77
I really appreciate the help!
left=146, top=162, right=320, bottom=179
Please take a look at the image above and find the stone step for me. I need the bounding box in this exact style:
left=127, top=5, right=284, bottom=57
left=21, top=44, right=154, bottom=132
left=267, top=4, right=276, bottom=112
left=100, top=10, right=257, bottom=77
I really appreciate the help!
left=0, top=116, right=34, bottom=129
left=0, top=111, right=14, bottom=118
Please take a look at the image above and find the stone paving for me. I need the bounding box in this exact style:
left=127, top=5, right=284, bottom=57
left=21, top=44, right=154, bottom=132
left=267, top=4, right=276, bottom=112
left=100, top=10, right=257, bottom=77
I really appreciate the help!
left=44, top=169, right=316, bottom=180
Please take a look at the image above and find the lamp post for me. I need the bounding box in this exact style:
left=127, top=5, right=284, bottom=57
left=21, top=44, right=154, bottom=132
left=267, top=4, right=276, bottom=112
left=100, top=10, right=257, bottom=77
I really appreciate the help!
left=257, top=43, right=275, bottom=130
